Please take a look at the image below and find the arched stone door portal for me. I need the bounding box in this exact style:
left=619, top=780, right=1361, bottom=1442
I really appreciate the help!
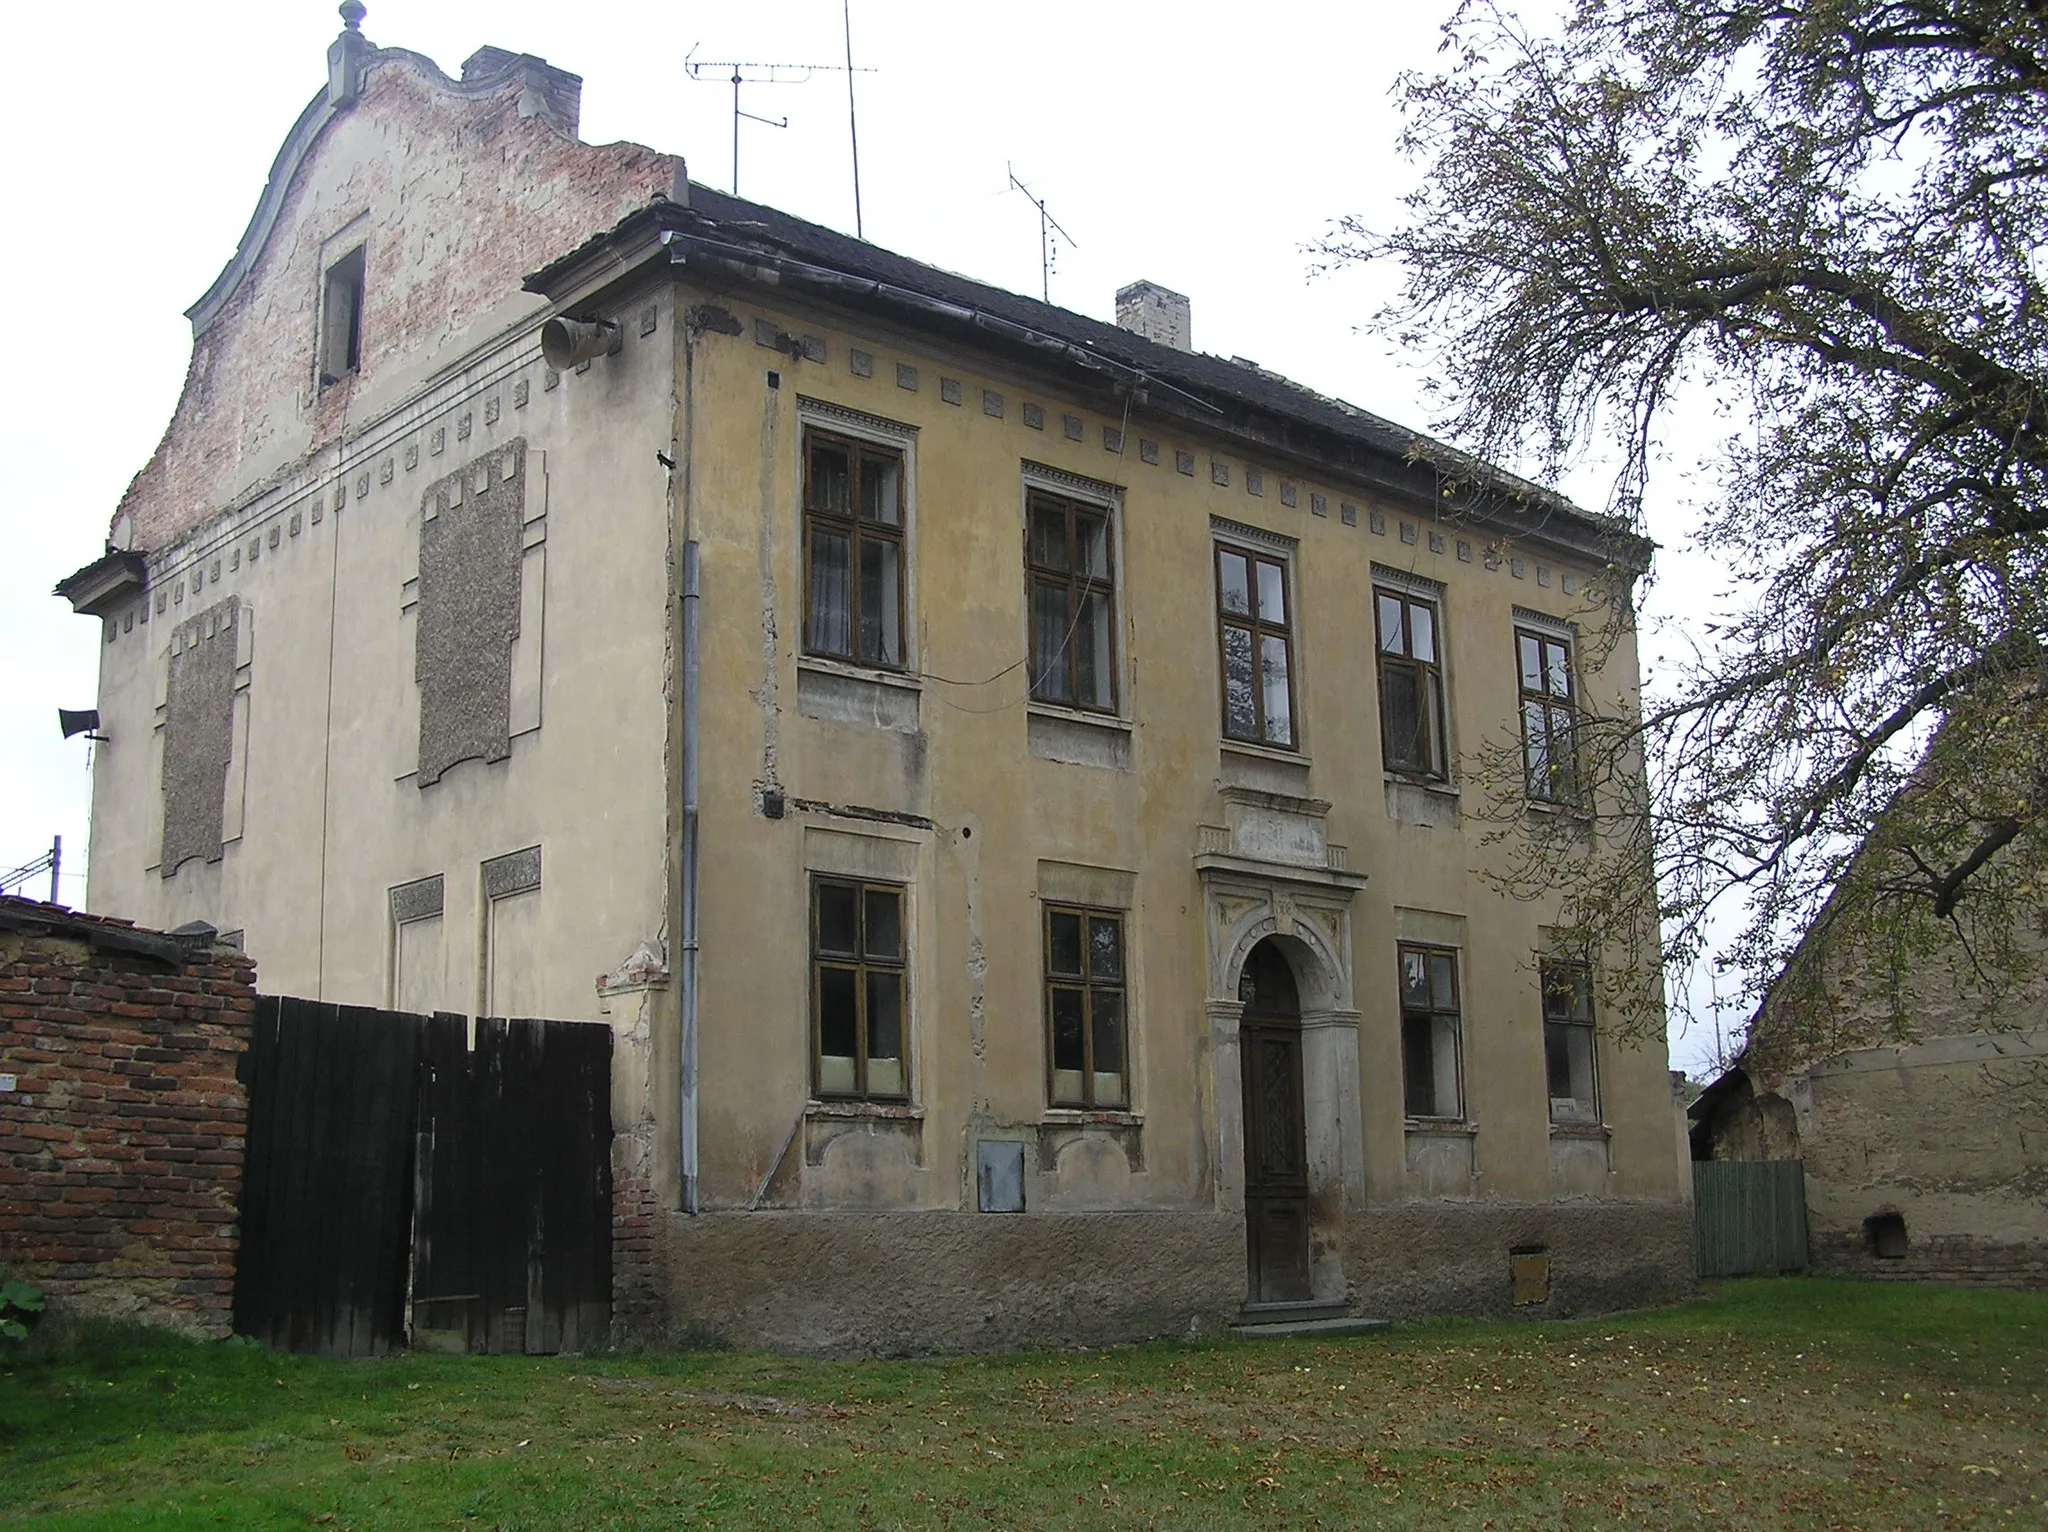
left=1198, top=845, right=1368, bottom=1305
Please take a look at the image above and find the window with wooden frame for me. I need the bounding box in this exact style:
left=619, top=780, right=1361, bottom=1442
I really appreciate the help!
left=804, top=430, right=906, bottom=668
left=1026, top=489, right=1117, bottom=712
left=1541, top=959, right=1599, bottom=1125
left=1215, top=541, right=1296, bottom=748
left=1398, top=943, right=1463, bottom=1119
left=1044, top=905, right=1128, bottom=1108
left=811, top=875, right=907, bottom=1099
left=1376, top=586, right=1447, bottom=778
left=1517, top=627, right=1578, bottom=803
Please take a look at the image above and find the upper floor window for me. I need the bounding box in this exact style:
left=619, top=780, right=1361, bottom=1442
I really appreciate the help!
left=1399, top=942, right=1464, bottom=1120
left=318, top=246, right=365, bottom=388
left=1044, top=905, right=1128, bottom=1107
left=1517, top=627, right=1577, bottom=803
left=1542, top=959, right=1599, bottom=1125
left=811, top=875, right=908, bottom=1099
left=1376, top=587, right=1447, bottom=778
left=1215, top=542, right=1295, bottom=748
left=804, top=430, right=905, bottom=668
left=1026, top=490, right=1117, bottom=712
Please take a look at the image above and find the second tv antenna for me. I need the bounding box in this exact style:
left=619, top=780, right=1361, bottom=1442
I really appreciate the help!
left=685, top=46, right=876, bottom=207
left=1007, top=164, right=1078, bottom=304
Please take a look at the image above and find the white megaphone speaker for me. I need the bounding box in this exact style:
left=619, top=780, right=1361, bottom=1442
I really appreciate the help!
left=540, top=316, right=620, bottom=370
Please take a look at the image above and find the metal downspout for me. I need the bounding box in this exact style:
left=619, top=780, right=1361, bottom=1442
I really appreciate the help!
left=678, top=310, right=702, bottom=1214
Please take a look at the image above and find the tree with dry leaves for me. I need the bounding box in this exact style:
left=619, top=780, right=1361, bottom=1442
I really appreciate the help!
left=1325, top=1, right=2048, bottom=1047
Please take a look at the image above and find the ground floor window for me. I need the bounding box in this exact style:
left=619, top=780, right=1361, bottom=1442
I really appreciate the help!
left=1399, top=943, right=1463, bottom=1119
left=1044, top=905, right=1127, bottom=1107
left=1542, top=959, right=1598, bottom=1124
left=812, top=876, right=907, bottom=1099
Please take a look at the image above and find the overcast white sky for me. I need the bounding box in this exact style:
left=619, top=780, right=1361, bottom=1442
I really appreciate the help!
left=0, top=0, right=1736, bottom=1070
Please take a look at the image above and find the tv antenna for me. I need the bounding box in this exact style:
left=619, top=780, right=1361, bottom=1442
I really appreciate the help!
left=685, top=45, right=877, bottom=209
left=1007, top=164, right=1077, bottom=304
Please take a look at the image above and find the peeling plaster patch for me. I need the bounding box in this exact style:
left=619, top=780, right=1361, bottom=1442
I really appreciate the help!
left=484, top=396, right=501, bottom=425
left=850, top=349, right=873, bottom=378
left=1139, top=439, right=1159, bottom=465
left=416, top=439, right=525, bottom=786
left=1279, top=482, right=1297, bottom=508
left=544, top=368, right=560, bottom=392
left=1310, top=493, right=1328, bottom=517
left=1064, top=415, right=1085, bottom=442
left=380, top=457, right=395, bottom=484
left=457, top=413, right=473, bottom=440
left=406, top=442, right=420, bottom=469
left=896, top=362, right=918, bottom=391
left=431, top=426, right=446, bottom=456
left=640, top=304, right=659, bottom=337
left=289, top=513, right=302, bottom=538
left=1246, top=469, right=1263, bottom=497
left=1399, top=520, right=1417, bottom=544
left=1176, top=450, right=1195, bottom=476
left=356, top=473, right=370, bottom=499
left=161, top=596, right=239, bottom=877
left=982, top=389, right=1004, bottom=418
left=1103, top=426, right=1123, bottom=454
left=1511, top=558, right=1526, bottom=579
left=1458, top=540, right=1473, bottom=562
left=1022, top=402, right=1044, bottom=430
left=940, top=378, right=963, bottom=406
left=1211, top=460, right=1230, bottom=486
left=513, top=379, right=530, bottom=409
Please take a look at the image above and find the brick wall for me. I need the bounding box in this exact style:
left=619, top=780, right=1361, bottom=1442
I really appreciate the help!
left=0, top=899, right=257, bottom=1337
left=1811, top=1233, right=2048, bottom=1290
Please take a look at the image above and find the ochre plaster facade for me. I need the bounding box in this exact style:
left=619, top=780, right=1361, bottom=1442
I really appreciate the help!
left=66, top=15, right=1693, bottom=1352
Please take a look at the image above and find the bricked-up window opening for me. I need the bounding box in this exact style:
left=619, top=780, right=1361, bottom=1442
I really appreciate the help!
left=1542, top=958, right=1600, bottom=1125
left=1377, top=588, right=1447, bottom=777
left=1045, top=905, right=1127, bottom=1107
left=812, top=876, right=907, bottom=1099
left=1216, top=543, right=1295, bottom=747
left=804, top=430, right=905, bottom=668
left=1399, top=943, right=1464, bottom=1119
left=1517, top=627, right=1578, bottom=803
left=319, top=246, right=365, bottom=388
left=1027, top=491, right=1117, bottom=712
left=1864, top=1211, right=1909, bottom=1259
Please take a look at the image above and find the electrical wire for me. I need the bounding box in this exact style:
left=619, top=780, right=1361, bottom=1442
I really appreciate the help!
left=927, top=386, right=1139, bottom=715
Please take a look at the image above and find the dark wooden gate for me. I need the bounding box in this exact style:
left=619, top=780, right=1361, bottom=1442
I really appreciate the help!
left=234, top=997, right=421, bottom=1354
left=1693, top=1160, right=1810, bottom=1277
left=1240, top=940, right=1311, bottom=1304
left=235, top=998, right=612, bottom=1356
left=410, top=1015, right=613, bottom=1354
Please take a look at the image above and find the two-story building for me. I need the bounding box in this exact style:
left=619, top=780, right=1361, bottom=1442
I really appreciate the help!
left=58, top=7, right=1692, bottom=1351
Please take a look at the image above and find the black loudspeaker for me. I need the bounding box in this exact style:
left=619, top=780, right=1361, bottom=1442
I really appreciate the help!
left=58, top=709, right=101, bottom=740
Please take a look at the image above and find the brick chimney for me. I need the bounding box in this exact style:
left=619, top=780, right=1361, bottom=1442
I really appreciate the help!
left=1115, top=280, right=1192, bottom=352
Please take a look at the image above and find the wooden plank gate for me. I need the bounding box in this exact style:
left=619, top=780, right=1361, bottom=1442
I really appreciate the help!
left=234, top=997, right=613, bottom=1356
left=1693, top=1160, right=1810, bottom=1278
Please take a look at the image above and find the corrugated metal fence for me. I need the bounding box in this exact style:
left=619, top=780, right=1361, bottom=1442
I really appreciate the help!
left=1693, top=1160, right=1810, bottom=1277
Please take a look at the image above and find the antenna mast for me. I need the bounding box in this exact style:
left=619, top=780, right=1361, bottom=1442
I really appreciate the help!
left=685, top=46, right=877, bottom=205
left=1006, top=164, right=1078, bottom=304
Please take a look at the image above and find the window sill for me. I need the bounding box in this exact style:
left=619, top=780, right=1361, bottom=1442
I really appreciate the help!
left=1384, top=773, right=1459, bottom=799
left=1220, top=737, right=1306, bottom=766
left=1404, top=1118, right=1478, bottom=1135
left=1026, top=701, right=1131, bottom=732
left=806, top=1098, right=924, bottom=1121
left=1548, top=1119, right=1609, bottom=1139
left=1524, top=796, right=1592, bottom=821
left=1040, top=1107, right=1143, bottom=1128
left=797, top=655, right=922, bottom=692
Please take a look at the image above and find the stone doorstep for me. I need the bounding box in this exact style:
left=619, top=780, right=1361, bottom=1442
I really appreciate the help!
left=1231, top=1314, right=1393, bottom=1341
left=1238, top=1298, right=1349, bottom=1324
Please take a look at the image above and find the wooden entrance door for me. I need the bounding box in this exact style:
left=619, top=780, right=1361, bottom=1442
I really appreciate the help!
left=1240, top=941, right=1311, bottom=1303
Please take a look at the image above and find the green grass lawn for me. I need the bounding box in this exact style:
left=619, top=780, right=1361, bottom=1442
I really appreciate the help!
left=1, top=1279, right=2042, bottom=1530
